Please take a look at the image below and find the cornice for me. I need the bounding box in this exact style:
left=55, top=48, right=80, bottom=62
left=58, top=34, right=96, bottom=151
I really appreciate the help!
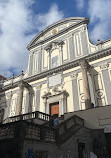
left=86, top=47, right=111, bottom=62
left=27, top=18, right=89, bottom=50
left=2, top=47, right=111, bottom=91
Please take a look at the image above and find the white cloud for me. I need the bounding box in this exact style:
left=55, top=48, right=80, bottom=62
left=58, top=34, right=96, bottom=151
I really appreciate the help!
left=0, top=0, right=34, bottom=77
left=35, top=3, right=64, bottom=32
left=0, top=1, right=64, bottom=78
left=88, top=0, right=111, bottom=42
left=75, top=0, right=84, bottom=9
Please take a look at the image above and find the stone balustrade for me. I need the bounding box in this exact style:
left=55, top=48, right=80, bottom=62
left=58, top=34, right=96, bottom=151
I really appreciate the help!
left=4, top=111, right=52, bottom=124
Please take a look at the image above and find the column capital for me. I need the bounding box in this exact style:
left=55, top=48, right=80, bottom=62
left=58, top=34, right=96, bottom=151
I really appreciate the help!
left=35, top=84, right=42, bottom=90
left=70, top=73, right=78, bottom=80
left=100, top=63, right=109, bottom=70
left=44, top=45, right=51, bottom=54
left=79, top=59, right=89, bottom=69
left=18, top=81, right=24, bottom=89
left=18, top=81, right=32, bottom=90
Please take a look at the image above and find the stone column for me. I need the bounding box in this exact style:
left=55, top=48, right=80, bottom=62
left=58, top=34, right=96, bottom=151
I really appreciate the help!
left=80, top=59, right=91, bottom=109
left=16, top=82, right=24, bottom=115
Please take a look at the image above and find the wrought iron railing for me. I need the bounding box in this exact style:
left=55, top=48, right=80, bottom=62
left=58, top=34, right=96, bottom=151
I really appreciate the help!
left=4, top=111, right=52, bottom=124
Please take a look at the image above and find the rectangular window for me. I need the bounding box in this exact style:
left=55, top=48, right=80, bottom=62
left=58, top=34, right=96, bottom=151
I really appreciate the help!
left=52, top=56, right=59, bottom=68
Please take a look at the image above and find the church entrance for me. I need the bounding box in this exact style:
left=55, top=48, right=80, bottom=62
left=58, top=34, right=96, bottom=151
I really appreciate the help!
left=49, top=102, right=59, bottom=117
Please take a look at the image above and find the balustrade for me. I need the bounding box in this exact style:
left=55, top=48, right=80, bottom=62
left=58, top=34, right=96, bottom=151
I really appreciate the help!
left=4, top=111, right=52, bottom=124
left=0, top=115, right=84, bottom=144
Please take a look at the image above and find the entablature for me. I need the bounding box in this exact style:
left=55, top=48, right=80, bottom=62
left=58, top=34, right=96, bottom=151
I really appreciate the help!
left=1, top=47, right=111, bottom=91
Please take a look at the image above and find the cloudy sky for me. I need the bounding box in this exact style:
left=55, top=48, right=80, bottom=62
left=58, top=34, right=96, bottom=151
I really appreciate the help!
left=0, top=0, right=111, bottom=78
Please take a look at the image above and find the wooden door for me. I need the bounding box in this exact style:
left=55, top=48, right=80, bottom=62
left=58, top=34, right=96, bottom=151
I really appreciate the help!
left=50, top=102, right=59, bottom=117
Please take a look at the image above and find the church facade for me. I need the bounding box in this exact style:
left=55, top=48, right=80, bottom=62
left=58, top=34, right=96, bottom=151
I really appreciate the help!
left=0, top=17, right=111, bottom=157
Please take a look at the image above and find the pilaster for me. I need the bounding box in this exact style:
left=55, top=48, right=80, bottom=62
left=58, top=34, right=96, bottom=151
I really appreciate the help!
left=100, top=63, right=111, bottom=104
left=70, top=73, right=80, bottom=111
left=35, top=85, right=41, bottom=111
left=47, top=49, right=51, bottom=70
left=16, top=82, right=24, bottom=115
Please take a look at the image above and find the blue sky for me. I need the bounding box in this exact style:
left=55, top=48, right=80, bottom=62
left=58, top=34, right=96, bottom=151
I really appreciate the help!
left=0, top=0, right=111, bottom=78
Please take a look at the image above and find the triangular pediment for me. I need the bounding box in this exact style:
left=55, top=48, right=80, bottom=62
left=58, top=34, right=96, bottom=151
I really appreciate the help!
left=27, top=17, right=89, bottom=50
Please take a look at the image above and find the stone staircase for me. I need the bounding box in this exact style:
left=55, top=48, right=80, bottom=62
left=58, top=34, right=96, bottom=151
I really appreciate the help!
left=55, top=115, right=84, bottom=145
left=1, top=112, right=84, bottom=146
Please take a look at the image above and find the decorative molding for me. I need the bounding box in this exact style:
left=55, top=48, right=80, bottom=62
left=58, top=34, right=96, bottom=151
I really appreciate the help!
left=70, top=73, right=78, bottom=80
left=96, top=90, right=104, bottom=98
left=44, top=41, right=64, bottom=53
left=100, top=63, right=109, bottom=70
left=42, top=89, right=66, bottom=99
left=35, top=84, right=42, bottom=90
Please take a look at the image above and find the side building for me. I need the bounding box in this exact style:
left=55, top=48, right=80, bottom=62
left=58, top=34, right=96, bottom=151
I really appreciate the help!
left=0, top=17, right=111, bottom=158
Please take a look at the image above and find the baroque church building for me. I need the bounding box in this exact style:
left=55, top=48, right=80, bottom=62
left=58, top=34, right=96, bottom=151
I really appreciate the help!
left=0, top=17, right=111, bottom=158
